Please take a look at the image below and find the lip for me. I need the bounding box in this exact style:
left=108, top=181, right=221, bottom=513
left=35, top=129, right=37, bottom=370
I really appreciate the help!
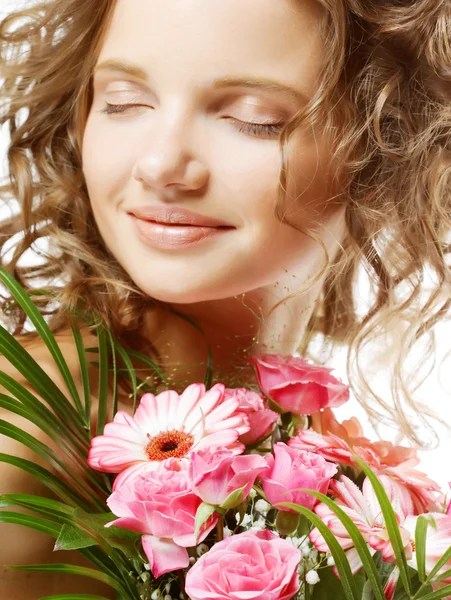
left=129, top=214, right=233, bottom=250
left=127, top=206, right=233, bottom=228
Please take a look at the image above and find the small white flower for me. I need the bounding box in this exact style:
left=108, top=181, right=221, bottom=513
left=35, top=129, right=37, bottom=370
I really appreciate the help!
left=189, top=556, right=196, bottom=565
left=236, top=513, right=253, bottom=527
left=305, top=570, right=320, bottom=585
left=143, top=563, right=151, bottom=571
left=197, top=543, right=209, bottom=557
left=249, top=517, right=266, bottom=531
left=164, top=596, right=172, bottom=600
left=327, top=555, right=335, bottom=566
left=249, top=488, right=257, bottom=499
left=223, top=525, right=233, bottom=537
left=164, top=583, right=171, bottom=593
left=309, top=549, right=318, bottom=562
left=255, top=499, right=270, bottom=515
left=151, top=591, right=161, bottom=600
left=300, top=545, right=311, bottom=558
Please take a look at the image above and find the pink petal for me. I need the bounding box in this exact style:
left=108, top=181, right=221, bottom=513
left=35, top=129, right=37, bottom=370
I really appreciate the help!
left=142, top=535, right=189, bottom=578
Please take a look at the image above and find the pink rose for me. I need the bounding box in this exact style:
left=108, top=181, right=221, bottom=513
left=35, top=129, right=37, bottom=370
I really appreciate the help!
left=249, top=353, right=349, bottom=415
left=185, top=529, right=301, bottom=600
left=105, top=464, right=218, bottom=578
left=189, top=447, right=269, bottom=508
left=260, top=442, right=338, bottom=512
left=224, top=387, right=279, bottom=445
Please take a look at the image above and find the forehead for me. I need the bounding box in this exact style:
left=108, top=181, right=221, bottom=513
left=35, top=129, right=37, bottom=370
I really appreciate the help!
left=97, top=0, right=326, bottom=96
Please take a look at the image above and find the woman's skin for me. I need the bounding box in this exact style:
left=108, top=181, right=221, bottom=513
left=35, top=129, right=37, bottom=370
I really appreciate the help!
left=82, top=0, right=348, bottom=390
left=1, top=0, right=349, bottom=597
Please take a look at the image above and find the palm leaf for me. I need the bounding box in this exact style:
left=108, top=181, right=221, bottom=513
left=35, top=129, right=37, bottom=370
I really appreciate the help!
left=95, top=326, right=109, bottom=436
left=0, top=511, right=62, bottom=537
left=0, top=493, right=76, bottom=521
left=0, top=453, right=91, bottom=508
left=0, top=418, right=103, bottom=509
left=111, top=341, right=138, bottom=413
left=0, top=324, right=87, bottom=440
left=0, top=267, right=86, bottom=422
left=71, top=325, right=92, bottom=426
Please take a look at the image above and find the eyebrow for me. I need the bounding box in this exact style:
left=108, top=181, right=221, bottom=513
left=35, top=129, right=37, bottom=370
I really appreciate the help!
left=94, top=59, right=308, bottom=102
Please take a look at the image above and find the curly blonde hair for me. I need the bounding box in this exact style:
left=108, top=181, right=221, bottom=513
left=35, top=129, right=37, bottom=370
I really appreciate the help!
left=0, top=0, right=450, bottom=445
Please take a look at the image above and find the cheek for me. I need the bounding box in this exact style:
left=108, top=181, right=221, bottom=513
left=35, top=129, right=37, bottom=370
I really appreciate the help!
left=81, top=115, right=136, bottom=209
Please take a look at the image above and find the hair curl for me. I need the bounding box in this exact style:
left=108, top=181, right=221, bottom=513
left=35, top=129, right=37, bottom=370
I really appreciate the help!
left=0, top=0, right=450, bottom=445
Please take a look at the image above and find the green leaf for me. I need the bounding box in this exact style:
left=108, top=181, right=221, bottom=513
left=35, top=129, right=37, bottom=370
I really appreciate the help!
left=55, top=518, right=140, bottom=551
left=55, top=523, right=99, bottom=551
left=415, top=515, right=430, bottom=583
left=95, top=326, right=109, bottom=435
left=71, top=325, right=92, bottom=426
left=0, top=267, right=86, bottom=422
left=6, top=564, right=120, bottom=590
left=105, top=328, right=118, bottom=417
left=0, top=511, right=62, bottom=537
left=354, top=456, right=412, bottom=597
left=112, top=340, right=138, bottom=413
left=221, top=484, right=248, bottom=510
left=0, top=323, right=87, bottom=440
left=425, top=546, right=451, bottom=585
left=296, top=489, right=386, bottom=600
left=0, top=453, right=90, bottom=508
left=312, top=567, right=366, bottom=600
left=279, top=502, right=359, bottom=600
left=0, top=419, right=98, bottom=507
left=123, top=349, right=168, bottom=389
left=412, top=585, right=451, bottom=600
left=194, top=502, right=217, bottom=542
left=0, top=493, right=75, bottom=521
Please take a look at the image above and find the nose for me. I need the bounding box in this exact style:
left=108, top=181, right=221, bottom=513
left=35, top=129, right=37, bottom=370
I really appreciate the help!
left=132, top=115, right=209, bottom=195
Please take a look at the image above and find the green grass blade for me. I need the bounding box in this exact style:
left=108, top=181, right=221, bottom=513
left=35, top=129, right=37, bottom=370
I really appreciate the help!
left=0, top=268, right=86, bottom=421
left=0, top=493, right=75, bottom=521
left=71, top=325, right=92, bottom=426
left=0, top=511, right=62, bottom=537
left=415, top=515, right=430, bottom=583
left=0, top=418, right=99, bottom=506
left=7, top=564, right=122, bottom=592
left=354, top=456, right=412, bottom=597
left=412, top=585, right=451, bottom=600
left=296, top=489, right=386, bottom=600
left=95, top=327, right=109, bottom=436
left=123, top=349, right=168, bottom=388
left=425, top=547, right=451, bottom=585
left=0, top=324, right=87, bottom=438
left=279, top=502, right=359, bottom=600
left=0, top=453, right=91, bottom=508
left=106, top=329, right=118, bottom=417
left=112, top=341, right=138, bottom=414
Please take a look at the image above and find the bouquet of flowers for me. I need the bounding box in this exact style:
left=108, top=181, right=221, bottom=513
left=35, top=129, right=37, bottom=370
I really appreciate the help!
left=0, top=266, right=450, bottom=600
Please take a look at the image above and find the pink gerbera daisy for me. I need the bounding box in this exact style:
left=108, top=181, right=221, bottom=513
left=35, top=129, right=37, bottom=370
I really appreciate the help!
left=88, top=382, right=249, bottom=489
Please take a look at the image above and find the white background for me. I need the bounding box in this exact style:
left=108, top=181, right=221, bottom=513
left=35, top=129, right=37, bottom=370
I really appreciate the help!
left=0, top=1, right=450, bottom=489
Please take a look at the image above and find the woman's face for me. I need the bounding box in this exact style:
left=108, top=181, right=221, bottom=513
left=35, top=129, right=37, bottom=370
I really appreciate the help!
left=82, top=0, right=345, bottom=305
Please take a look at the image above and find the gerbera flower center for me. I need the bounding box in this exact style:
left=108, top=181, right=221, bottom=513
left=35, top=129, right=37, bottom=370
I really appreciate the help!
left=145, top=429, right=194, bottom=461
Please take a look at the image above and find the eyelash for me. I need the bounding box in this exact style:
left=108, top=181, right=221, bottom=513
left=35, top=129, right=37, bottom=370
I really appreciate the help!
left=100, top=103, right=284, bottom=138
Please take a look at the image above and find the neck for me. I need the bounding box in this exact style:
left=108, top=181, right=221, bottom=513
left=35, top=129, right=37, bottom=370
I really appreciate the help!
left=141, top=281, right=322, bottom=392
